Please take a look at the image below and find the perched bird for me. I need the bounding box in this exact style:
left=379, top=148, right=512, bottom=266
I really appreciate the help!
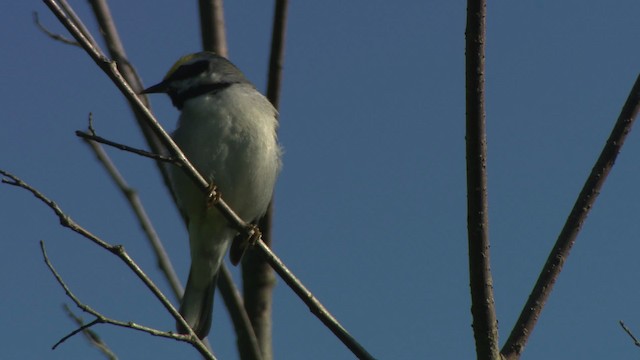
left=143, top=52, right=281, bottom=339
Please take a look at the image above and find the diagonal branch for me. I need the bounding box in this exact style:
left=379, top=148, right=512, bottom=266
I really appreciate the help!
left=77, top=130, right=175, bottom=164
left=86, top=0, right=175, bottom=206
left=620, top=321, right=640, bottom=348
left=39, top=241, right=208, bottom=355
left=2, top=171, right=214, bottom=359
left=501, top=74, right=640, bottom=359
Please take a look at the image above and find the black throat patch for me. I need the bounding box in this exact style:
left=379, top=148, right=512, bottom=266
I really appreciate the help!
left=169, top=82, right=235, bottom=110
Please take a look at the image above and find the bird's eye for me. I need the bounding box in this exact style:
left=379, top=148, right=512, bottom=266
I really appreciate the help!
left=166, top=60, right=209, bottom=82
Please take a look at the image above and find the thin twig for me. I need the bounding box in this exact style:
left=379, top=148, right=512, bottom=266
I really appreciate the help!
left=58, top=0, right=101, bottom=51
left=63, top=304, right=118, bottom=360
left=76, top=130, right=175, bottom=163
left=83, top=135, right=183, bottom=300
left=465, top=0, right=500, bottom=359
left=42, top=1, right=375, bottom=358
left=39, top=241, right=201, bottom=350
left=1, top=170, right=214, bottom=359
left=33, top=11, right=78, bottom=46
left=501, top=75, right=640, bottom=359
left=620, top=321, right=640, bottom=348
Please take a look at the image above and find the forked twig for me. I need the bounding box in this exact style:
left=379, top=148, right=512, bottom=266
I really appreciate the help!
left=33, top=11, right=78, bottom=46
left=1, top=170, right=215, bottom=359
left=62, top=304, right=118, bottom=360
left=39, top=241, right=198, bottom=351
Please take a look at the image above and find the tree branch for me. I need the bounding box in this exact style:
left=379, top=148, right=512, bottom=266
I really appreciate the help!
left=501, top=74, right=640, bottom=359
left=198, top=0, right=227, bottom=54
left=218, top=265, right=263, bottom=360
left=33, top=11, right=78, bottom=46
left=620, top=321, right=640, bottom=348
left=465, top=0, right=500, bottom=359
left=39, top=241, right=204, bottom=352
left=1, top=171, right=214, bottom=359
left=86, top=0, right=176, bottom=208
left=77, top=130, right=175, bottom=164
left=62, top=304, right=118, bottom=359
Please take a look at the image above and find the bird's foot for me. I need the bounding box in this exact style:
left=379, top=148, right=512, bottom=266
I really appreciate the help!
left=246, top=224, right=262, bottom=247
left=205, top=179, right=220, bottom=208
left=229, top=225, right=262, bottom=265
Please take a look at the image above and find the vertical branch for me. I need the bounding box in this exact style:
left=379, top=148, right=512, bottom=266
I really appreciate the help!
left=197, top=2, right=265, bottom=359
left=218, top=266, right=264, bottom=360
left=199, top=0, right=227, bottom=55
left=501, top=75, right=640, bottom=359
left=242, top=1, right=289, bottom=359
left=265, top=0, right=288, bottom=109
left=465, top=0, right=500, bottom=359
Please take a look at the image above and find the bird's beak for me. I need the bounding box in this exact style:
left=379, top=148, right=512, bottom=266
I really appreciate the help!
left=141, top=80, right=169, bottom=94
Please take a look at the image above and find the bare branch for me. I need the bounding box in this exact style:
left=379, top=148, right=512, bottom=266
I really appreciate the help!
left=33, top=11, right=78, bottom=46
left=198, top=0, right=227, bottom=54
left=501, top=75, right=640, bottom=359
left=39, top=241, right=200, bottom=351
left=465, top=0, right=500, bottom=359
left=58, top=0, right=101, bottom=51
left=76, top=130, right=175, bottom=164
left=1, top=170, right=214, bottom=359
left=62, top=304, right=118, bottom=360
left=620, top=321, right=640, bottom=348
left=218, top=266, right=263, bottom=360
left=265, top=0, right=289, bottom=109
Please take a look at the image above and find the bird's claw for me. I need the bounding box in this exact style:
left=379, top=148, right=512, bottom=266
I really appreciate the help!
left=205, top=180, right=220, bottom=208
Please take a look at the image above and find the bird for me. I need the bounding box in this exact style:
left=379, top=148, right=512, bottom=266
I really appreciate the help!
left=143, top=52, right=281, bottom=339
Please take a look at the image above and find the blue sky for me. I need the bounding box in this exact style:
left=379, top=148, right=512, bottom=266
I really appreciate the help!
left=3, top=1, right=640, bottom=359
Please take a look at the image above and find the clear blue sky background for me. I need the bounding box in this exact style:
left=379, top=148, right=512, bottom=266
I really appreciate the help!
left=2, top=1, right=640, bottom=359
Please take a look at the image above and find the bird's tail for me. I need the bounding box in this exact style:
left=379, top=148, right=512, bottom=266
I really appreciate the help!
left=177, top=265, right=218, bottom=339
